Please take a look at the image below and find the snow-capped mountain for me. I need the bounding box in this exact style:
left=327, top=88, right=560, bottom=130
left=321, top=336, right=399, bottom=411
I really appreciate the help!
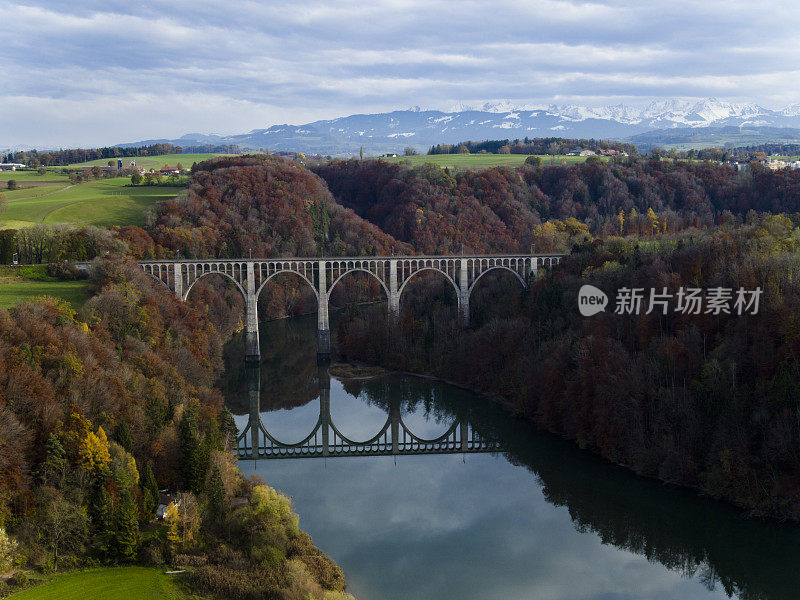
left=118, top=98, right=800, bottom=156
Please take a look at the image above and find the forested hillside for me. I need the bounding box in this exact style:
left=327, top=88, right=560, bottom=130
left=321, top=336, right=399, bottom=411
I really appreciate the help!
left=314, top=158, right=800, bottom=248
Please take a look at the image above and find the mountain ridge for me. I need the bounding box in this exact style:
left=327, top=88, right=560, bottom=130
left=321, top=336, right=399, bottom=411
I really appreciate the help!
left=107, top=98, right=800, bottom=155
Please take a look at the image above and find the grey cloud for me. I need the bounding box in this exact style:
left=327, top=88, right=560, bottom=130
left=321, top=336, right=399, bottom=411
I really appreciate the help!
left=2, top=0, right=800, bottom=146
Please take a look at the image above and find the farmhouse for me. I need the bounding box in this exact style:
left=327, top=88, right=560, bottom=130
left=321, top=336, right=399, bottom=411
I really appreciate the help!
left=0, top=163, right=26, bottom=171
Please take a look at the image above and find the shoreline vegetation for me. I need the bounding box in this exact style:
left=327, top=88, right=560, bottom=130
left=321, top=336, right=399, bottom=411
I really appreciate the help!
left=327, top=363, right=386, bottom=380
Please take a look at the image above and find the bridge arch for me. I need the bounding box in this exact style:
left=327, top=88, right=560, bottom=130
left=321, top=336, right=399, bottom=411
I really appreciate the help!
left=255, top=269, right=319, bottom=303
left=467, top=265, right=528, bottom=297
left=143, top=271, right=172, bottom=291
left=183, top=269, right=247, bottom=302
left=397, top=267, right=459, bottom=300
left=328, top=267, right=389, bottom=300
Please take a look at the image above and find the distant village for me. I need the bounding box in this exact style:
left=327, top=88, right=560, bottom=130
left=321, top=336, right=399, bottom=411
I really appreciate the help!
left=0, top=159, right=183, bottom=174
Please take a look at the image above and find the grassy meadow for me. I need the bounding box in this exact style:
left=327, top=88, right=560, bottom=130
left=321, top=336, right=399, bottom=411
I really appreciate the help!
left=8, top=567, right=190, bottom=600
left=381, top=153, right=603, bottom=169
left=0, top=171, right=70, bottom=183
left=0, top=265, right=89, bottom=310
left=1, top=177, right=179, bottom=229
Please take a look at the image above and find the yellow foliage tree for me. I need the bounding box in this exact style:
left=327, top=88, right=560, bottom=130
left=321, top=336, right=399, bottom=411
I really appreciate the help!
left=646, top=208, right=659, bottom=236
left=164, top=502, right=181, bottom=550
left=77, top=426, right=111, bottom=474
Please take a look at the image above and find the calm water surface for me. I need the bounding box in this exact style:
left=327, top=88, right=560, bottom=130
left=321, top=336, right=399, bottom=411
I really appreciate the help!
left=221, top=315, right=799, bottom=600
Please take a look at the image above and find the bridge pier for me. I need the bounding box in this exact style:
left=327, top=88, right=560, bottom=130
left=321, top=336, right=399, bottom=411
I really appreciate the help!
left=245, top=263, right=260, bottom=363
left=388, top=259, right=400, bottom=323
left=458, top=258, right=469, bottom=327
left=317, top=260, right=331, bottom=362
left=173, top=263, right=183, bottom=300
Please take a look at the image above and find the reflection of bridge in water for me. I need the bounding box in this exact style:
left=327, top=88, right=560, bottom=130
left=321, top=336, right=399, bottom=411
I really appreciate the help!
left=236, top=365, right=499, bottom=459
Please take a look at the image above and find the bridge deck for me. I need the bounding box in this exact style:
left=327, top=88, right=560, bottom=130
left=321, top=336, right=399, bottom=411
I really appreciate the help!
left=139, top=253, right=564, bottom=264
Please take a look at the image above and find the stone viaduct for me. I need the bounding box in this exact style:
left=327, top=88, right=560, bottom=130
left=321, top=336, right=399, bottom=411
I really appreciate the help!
left=139, top=253, right=563, bottom=362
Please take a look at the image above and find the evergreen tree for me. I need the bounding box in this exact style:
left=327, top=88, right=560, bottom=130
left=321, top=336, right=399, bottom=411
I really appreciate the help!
left=141, top=463, right=159, bottom=519
left=179, top=403, right=203, bottom=493
left=219, top=407, right=238, bottom=451
left=205, top=464, right=227, bottom=522
left=91, top=483, right=116, bottom=559
left=40, top=433, right=66, bottom=486
left=114, top=421, right=133, bottom=454
left=115, top=488, right=139, bottom=562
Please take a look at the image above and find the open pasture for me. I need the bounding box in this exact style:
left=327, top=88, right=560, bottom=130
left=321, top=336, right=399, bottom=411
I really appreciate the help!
left=7, top=567, right=188, bottom=600
left=1, top=177, right=178, bottom=229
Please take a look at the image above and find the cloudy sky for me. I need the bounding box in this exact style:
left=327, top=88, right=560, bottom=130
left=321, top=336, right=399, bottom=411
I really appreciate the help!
left=2, top=0, right=800, bottom=147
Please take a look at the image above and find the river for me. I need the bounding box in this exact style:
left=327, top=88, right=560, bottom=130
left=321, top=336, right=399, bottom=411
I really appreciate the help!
left=220, top=314, right=800, bottom=600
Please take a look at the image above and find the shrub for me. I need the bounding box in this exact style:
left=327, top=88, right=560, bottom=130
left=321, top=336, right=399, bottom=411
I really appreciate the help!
left=172, top=553, right=208, bottom=567
left=138, top=539, right=164, bottom=565
left=187, top=564, right=285, bottom=600
left=47, top=261, right=87, bottom=280
left=287, top=531, right=345, bottom=591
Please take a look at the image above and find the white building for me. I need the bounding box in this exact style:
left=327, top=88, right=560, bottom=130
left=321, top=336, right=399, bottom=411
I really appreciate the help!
left=0, top=163, right=26, bottom=171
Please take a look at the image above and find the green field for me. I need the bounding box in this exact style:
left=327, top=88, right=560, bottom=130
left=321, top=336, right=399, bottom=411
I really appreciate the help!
left=65, top=152, right=230, bottom=169
left=0, top=171, right=71, bottom=183
left=1, top=178, right=179, bottom=229
left=0, top=266, right=89, bottom=309
left=8, top=567, right=189, bottom=600
left=381, top=153, right=604, bottom=169
left=0, top=281, right=89, bottom=310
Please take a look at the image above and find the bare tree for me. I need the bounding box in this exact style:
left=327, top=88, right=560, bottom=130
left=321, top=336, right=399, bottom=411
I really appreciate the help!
left=36, top=488, right=88, bottom=569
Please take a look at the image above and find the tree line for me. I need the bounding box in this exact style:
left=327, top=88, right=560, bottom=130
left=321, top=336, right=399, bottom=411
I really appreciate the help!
left=2, top=143, right=182, bottom=168
left=427, top=137, right=638, bottom=156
